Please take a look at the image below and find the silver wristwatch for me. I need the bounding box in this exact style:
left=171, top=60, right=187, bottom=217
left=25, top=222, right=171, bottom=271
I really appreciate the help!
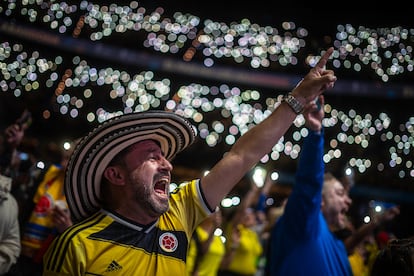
left=282, top=93, right=304, bottom=114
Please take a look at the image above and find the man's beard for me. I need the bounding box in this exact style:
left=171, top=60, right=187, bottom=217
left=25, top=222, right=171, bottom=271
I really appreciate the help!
left=140, top=181, right=170, bottom=215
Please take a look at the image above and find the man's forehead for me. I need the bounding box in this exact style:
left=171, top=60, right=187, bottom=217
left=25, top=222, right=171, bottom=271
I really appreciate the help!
left=324, top=178, right=344, bottom=191
left=332, top=181, right=346, bottom=193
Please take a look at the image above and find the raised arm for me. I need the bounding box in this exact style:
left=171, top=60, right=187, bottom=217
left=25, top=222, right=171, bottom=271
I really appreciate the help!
left=344, top=205, right=400, bottom=254
left=201, top=47, right=336, bottom=210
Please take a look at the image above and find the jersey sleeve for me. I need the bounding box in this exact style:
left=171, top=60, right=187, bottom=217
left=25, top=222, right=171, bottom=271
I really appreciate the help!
left=169, top=179, right=212, bottom=240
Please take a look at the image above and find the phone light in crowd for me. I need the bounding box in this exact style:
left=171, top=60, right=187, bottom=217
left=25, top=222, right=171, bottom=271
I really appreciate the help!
left=270, top=171, right=280, bottom=181
left=343, top=166, right=355, bottom=188
left=265, top=197, right=275, bottom=206
left=252, top=166, right=266, bottom=188
left=214, top=228, right=223, bottom=238
left=36, top=161, right=46, bottom=170
left=63, top=141, right=72, bottom=151
left=375, top=205, right=383, bottom=213
left=345, top=167, right=354, bottom=177
left=363, top=215, right=371, bottom=224
left=19, top=152, right=29, bottom=161
left=169, top=183, right=178, bottom=192
left=361, top=200, right=398, bottom=225
left=369, top=200, right=396, bottom=214
left=221, top=196, right=241, bottom=208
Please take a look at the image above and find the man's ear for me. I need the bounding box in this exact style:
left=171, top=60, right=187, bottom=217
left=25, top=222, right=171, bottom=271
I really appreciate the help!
left=103, top=166, right=125, bottom=186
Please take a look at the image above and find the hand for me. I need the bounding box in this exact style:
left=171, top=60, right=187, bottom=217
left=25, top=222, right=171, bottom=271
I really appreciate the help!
left=231, top=225, right=241, bottom=249
left=379, top=206, right=400, bottom=223
left=212, top=210, right=222, bottom=228
left=4, top=124, right=24, bottom=149
left=51, top=205, right=73, bottom=233
left=291, top=47, right=336, bottom=103
left=303, top=95, right=325, bottom=132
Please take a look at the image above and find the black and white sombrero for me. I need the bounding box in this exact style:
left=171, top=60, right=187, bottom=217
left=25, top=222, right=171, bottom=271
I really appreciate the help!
left=65, top=110, right=196, bottom=222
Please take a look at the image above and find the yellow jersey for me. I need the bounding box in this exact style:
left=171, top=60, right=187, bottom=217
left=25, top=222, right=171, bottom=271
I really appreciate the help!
left=43, top=180, right=211, bottom=276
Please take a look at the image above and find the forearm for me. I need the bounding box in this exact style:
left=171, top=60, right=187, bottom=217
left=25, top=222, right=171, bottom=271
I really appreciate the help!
left=232, top=102, right=297, bottom=164
left=219, top=245, right=238, bottom=270
left=344, top=222, right=378, bottom=254
left=295, top=129, right=324, bottom=185
left=202, top=103, right=297, bottom=208
left=199, top=232, right=215, bottom=255
left=345, top=207, right=399, bottom=254
left=201, top=47, right=336, bottom=209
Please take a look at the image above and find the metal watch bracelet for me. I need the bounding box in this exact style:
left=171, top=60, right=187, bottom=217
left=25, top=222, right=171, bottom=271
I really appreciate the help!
left=282, top=93, right=304, bottom=114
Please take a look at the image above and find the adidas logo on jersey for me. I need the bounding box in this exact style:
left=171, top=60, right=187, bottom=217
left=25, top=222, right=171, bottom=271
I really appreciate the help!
left=105, top=260, right=123, bottom=272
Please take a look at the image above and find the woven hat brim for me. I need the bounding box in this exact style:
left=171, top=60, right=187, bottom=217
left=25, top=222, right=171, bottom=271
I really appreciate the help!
left=65, top=111, right=196, bottom=222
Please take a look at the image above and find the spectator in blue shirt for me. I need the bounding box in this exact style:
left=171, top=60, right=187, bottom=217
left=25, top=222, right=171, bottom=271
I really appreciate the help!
left=266, top=95, right=353, bottom=276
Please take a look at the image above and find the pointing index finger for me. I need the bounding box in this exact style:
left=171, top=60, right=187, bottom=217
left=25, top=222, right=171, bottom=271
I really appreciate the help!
left=315, top=47, right=334, bottom=70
